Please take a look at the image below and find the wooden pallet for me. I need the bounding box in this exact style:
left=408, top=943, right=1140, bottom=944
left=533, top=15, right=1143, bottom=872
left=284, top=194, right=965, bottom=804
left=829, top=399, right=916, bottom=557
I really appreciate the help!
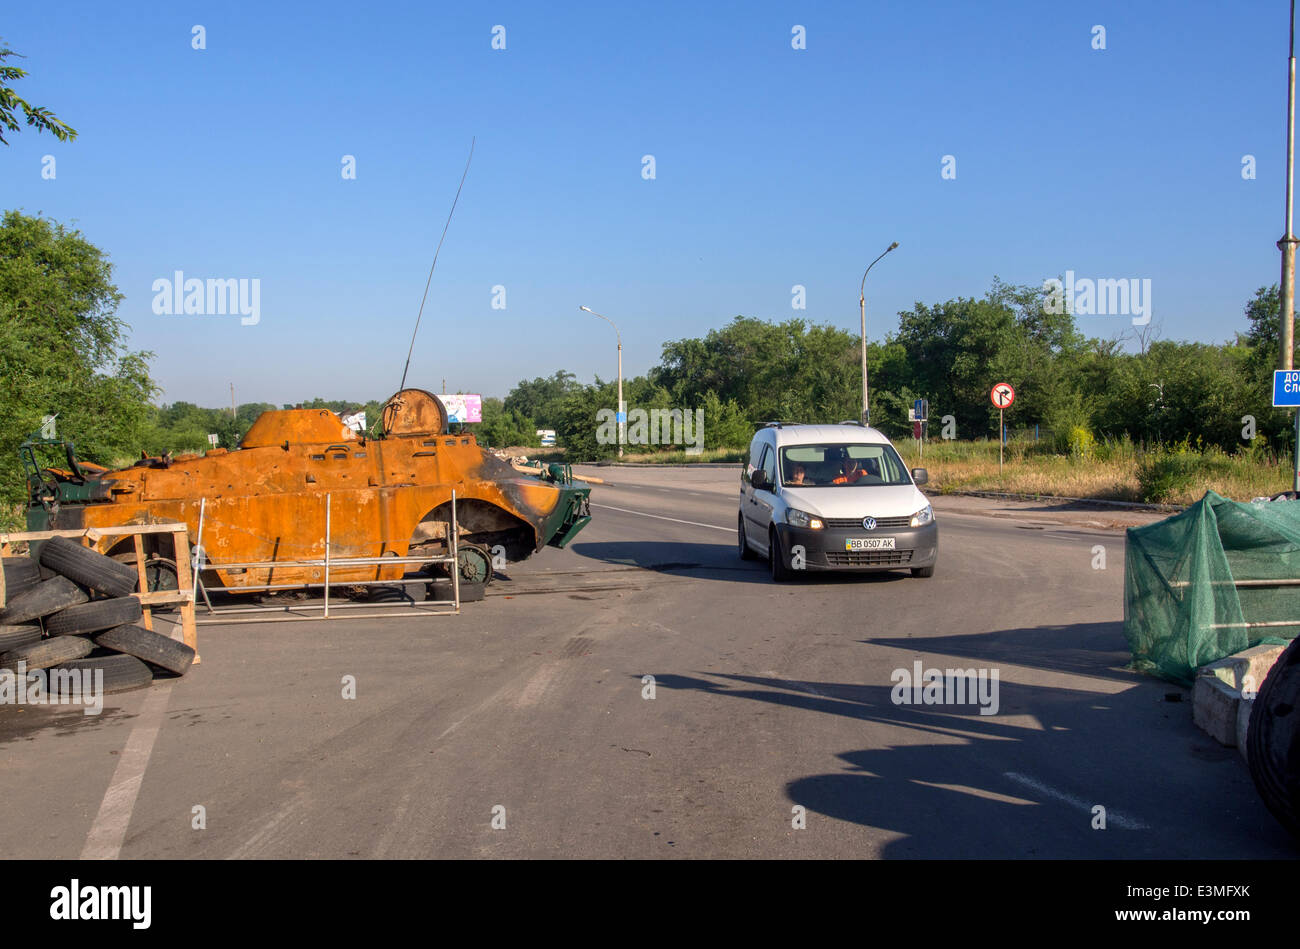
left=0, top=522, right=199, bottom=664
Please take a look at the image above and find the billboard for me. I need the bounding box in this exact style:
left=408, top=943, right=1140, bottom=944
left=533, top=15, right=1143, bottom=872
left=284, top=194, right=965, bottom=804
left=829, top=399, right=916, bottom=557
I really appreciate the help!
left=441, top=394, right=482, bottom=424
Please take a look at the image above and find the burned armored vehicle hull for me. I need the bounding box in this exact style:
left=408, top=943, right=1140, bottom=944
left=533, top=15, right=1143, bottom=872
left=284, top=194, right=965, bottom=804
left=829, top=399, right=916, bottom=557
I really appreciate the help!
left=22, top=389, right=590, bottom=591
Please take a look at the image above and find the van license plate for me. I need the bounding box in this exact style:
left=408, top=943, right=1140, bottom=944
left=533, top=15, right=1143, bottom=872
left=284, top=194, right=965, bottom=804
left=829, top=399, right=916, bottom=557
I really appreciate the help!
left=846, top=537, right=895, bottom=551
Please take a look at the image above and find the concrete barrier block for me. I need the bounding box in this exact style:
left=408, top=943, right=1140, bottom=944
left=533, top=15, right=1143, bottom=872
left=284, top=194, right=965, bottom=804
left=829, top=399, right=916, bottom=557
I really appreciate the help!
left=1201, top=643, right=1286, bottom=692
left=1236, top=695, right=1254, bottom=763
left=1193, top=675, right=1240, bottom=746
left=1240, top=643, right=1285, bottom=697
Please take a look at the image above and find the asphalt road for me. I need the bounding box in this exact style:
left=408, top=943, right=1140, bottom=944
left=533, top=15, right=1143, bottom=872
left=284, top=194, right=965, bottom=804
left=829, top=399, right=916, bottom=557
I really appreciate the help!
left=1, top=466, right=1293, bottom=859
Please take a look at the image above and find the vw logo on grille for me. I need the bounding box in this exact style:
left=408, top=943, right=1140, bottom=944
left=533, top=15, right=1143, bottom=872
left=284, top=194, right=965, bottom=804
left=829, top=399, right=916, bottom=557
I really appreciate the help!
left=862, top=517, right=877, bottom=531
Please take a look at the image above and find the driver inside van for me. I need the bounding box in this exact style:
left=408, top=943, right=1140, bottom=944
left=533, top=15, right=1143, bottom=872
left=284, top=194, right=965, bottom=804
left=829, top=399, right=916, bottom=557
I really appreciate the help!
left=833, top=456, right=866, bottom=484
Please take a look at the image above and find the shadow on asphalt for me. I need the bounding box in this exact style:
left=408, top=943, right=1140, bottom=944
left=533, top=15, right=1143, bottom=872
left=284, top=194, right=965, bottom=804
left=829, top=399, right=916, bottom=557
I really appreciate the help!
left=570, top=540, right=912, bottom=586
left=643, top=626, right=1295, bottom=858
left=865, top=622, right=1138, bottom=684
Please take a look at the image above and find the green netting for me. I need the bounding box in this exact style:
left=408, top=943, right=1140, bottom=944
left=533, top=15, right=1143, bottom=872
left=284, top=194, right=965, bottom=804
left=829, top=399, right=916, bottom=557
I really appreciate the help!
left=1124, top=491, right=1300, bottom=685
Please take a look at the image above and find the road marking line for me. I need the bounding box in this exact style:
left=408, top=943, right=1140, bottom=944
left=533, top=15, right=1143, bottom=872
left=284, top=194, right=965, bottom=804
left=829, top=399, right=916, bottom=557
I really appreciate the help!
left=1003, top=771, right=1150, bottom=829
left=911, top=780, right=1037, bottom=807
left=371, top=789, right=414, bottom=859
left=515, top=662, right=560, bottom=708
left=227, top=793, right=309, bottom=860
left=81, top=683, right=175, bottom=860
left=591, top=502, right=731, bottom=533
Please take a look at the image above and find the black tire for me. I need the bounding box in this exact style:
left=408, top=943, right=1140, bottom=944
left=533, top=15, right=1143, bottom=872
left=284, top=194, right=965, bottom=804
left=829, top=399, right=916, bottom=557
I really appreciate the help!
left=1248, top=637, right=1300, bottom=841
left=0, top=635, right=93, bottom=671
left=738, top=514, right=756, bottom=560
left=368, top=579, right=428, bottom=603
left=0, top=624, right=42, bottom=652
left=458, top=581, right=486, bottom=603
left=38, top=536, right=138, bottom=597
left=912, top=563, right=936, bottom=578
left=51, top=653, right=154, bottom=696
left=0, top=576, right=89, bottom=626
left=428, top=576, right=484, bottom=603
left=2, top=557, right=41, bottom=601
left=769, top=528, right=792, bottom=582
left=44, top=596, right=143, bottom=637
left=93, top=624, right=195, bottom=676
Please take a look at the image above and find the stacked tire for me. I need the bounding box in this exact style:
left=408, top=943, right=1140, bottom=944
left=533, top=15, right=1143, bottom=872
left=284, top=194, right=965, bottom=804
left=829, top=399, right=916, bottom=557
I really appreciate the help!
left=0, top=538, right=195, bottom=697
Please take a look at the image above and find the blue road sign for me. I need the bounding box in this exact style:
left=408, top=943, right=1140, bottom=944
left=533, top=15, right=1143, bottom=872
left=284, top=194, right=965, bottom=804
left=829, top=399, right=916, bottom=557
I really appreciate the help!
left=1274, top=370, right=1300, bottom=407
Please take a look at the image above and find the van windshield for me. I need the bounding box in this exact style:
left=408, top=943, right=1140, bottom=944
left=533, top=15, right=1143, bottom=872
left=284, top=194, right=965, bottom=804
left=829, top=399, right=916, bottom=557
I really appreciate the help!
left=780, top=443, right=911, bottom=487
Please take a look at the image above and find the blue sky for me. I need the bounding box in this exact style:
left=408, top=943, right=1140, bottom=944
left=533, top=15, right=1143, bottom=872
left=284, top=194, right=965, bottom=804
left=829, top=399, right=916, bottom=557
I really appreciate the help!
left=1, top=0, right=1291, bottom=406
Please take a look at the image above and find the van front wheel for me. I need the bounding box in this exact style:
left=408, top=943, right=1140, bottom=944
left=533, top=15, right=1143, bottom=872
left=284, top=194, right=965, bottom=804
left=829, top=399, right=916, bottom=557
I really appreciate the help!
left=769, top=529, right=793, bottom=582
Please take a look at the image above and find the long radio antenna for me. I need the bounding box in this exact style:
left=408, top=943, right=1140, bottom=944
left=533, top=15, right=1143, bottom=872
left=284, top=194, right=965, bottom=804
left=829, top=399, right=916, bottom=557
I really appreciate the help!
left=399, top=136, right=475, bottom=391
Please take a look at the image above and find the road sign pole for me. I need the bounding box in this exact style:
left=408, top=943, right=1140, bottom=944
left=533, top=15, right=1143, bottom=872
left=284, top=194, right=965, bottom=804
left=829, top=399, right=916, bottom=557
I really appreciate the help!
left=990, top=383, right=1014, bottom=477
left=1279, top=0, right=1297, bottom=375
left=1273, top=370, right=1300, bottom=491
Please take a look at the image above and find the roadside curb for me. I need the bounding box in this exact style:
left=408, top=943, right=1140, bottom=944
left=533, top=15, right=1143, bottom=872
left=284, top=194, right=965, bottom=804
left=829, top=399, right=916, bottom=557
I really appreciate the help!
left=938, top=489, right=1181, bottom=513
left=584, top=462, right=741, bottom=469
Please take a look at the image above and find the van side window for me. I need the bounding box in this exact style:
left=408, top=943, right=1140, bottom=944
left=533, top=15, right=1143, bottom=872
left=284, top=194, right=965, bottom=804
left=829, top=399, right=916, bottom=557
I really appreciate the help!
left=760, top=445, right=777, bottom=486
left=749, top=439, right=766, bottom=472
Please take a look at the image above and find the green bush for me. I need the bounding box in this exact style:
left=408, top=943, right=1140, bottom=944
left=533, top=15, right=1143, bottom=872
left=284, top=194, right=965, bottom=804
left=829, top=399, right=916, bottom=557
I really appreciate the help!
left=1136, top=445, right=1236, bottom=503
left=1066, top=425, right=1097, bottom=459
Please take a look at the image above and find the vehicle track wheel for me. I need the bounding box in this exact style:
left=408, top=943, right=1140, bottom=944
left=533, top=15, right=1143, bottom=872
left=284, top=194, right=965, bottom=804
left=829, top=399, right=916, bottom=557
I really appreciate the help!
left=111, top=553, right=180, bottom=594
left=456, top=544, right=494, bottom=585
left=111, top=554, right=180, bottom=610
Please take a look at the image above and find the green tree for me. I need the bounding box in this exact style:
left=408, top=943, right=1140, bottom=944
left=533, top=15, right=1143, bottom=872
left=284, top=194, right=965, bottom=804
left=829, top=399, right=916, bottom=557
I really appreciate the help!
left=0, top=40, right=77, bottom=144
left=654, top=316, right=863, bottom=424
left=504, top=370, right=581, bottom=428
left=0, top=211, right=157, bottom=524
left=888, top=280, right=1087, bottom=440
left=476, top=397, right=539, bottom=449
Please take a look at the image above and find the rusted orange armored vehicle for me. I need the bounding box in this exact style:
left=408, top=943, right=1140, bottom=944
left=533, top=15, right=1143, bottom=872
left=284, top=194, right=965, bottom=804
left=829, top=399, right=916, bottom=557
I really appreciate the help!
left=21, top=389, right=590, bottom=591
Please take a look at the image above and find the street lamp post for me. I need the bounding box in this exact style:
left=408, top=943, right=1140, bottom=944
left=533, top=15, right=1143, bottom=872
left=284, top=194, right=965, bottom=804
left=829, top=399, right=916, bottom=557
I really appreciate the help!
left=580, top=306, right=624, bottom=457
left=859, top=241, right=899, bottom=426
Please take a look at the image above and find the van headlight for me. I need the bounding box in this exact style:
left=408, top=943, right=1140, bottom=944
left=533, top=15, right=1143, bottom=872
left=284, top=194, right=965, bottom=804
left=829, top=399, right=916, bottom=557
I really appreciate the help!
left=910, top=504, right=933, bottom=528
left=786, top=508, right=824, bottom=530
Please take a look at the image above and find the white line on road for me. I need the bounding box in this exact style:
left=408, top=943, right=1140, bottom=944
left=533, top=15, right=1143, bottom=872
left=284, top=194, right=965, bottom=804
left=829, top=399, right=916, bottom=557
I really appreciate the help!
left=81, top=683, right=175, bottom=859
left=1003, top=771, right=1150, bottom=830
left=591, top=502, right=732, bottom=533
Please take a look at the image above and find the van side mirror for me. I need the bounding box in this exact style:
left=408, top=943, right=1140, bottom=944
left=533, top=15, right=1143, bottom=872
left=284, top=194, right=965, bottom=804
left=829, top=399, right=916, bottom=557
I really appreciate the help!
left=911, top=468, right=928, bottom=485
left=751, top=470, right=770, bottom=490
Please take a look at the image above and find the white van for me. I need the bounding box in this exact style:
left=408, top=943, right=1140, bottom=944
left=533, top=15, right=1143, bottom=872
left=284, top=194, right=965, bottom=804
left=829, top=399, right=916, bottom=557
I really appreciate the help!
left=738, top=422, right=938, bottom=581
